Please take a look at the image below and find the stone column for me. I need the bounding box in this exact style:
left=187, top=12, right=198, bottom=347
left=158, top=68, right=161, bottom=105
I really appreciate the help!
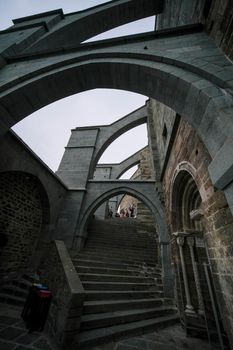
left=187, top=236, right=205, bottom=315
left=55, top=127, right=99, bottom=247
left=56, top=127, right=99, bottom=189
left=177, top=236, right=195, bottom=315
left=54, top=190, right=86, bottom=249
left=160, top=241, right=174, bottom=298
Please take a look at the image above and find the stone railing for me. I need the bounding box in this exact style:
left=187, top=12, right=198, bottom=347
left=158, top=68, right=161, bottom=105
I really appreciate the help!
left=40, top=240, right=85, bottom=350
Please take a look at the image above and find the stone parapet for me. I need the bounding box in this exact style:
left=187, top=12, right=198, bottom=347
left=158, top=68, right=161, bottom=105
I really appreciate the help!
left=40, top=240, right=85, bottom=350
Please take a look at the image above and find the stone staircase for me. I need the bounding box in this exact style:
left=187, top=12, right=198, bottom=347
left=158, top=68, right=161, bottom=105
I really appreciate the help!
left=137, top=202, right=157, bottom=227
left=0, top=273, right=38, bottom=307
left=72, top=218, right=178, bottom=348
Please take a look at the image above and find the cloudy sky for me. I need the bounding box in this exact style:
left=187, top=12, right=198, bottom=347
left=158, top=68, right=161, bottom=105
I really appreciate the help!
left=1, top=1, right=155, bottom=177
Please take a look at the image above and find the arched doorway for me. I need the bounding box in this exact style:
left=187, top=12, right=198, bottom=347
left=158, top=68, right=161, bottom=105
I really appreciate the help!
left=171, top=168, right=227, bottom=346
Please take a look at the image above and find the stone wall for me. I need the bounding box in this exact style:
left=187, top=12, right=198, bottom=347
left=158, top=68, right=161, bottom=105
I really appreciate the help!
left=156, top=0, right=233, bottom=61
left=147, top=99, right=177, bottom=180
left=119, top=147, right=155, bottom=220
left=150, top=102, right=233, bottom=344
left=0, top=172, right=43, bottom=280
left=205, top=0, right=233, bottom=61
left=202, top=190, right=233, bottom=342
left=118, top=146, right=158, bottom=260
left=40, top=240, right=85, bottom=350
left=156, top=0, right=205, bottom=29
left=0, top=131, right=68, bottom=266
left=138, top=147, right=154, bottom=180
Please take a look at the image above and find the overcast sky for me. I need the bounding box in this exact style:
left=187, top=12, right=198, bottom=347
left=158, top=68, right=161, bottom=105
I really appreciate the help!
left=1, top=1, right=155, bottom=177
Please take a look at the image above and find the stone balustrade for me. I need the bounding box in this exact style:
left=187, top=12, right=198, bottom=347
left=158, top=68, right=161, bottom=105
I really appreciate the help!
left=40, top=240, right=85, bottom=350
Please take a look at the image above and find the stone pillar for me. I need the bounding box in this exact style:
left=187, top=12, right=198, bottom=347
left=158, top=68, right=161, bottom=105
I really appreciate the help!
left=187, top=236, right=205, bottom=315
left=56, top=127, right=99, bottom=189
left=160, top=241, right=174, bottom=298
left=177, top=236, right=195, bottom=315
left=93, top=166, right=112, bottom=219
left=55, top=127, right=99, bottom=247
left=54, top=190, right=86, bottom=249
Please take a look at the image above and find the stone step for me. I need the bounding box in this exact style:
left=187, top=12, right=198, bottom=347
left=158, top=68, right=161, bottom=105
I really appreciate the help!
left=87, top=233, right=155, bottom=241
left=88, top=225, right=154, bottom=232
left=83, top=298, right=163, bottom=314
left=72, top=258, right=161, bottom=272
left=85, top=242, right=156, bottom=252
left=0, top=275, right=36, bottom=308
left=85, top=244, right=156, bottom=253
left=0, top=292, right=25, bottom=307
left=137, top=214, right=155, bottom=219
left=77, top=265, right=140, bottom=276
left=81, top=254, right=156, bottom=266
left=12, top=279, right=31, bottom=290
left=88, top=220, right=138, bottom=228
left=88, top=225, right=148, bottom=231
left=1, top=285, right=28, bottom=299
left=76, top=266, right=161, bottom=278
left=82, top=281, right=162, bottom=291
left=85, top=290, right=164, bottom=301
left=81, top=306, right=175, bottom=330
left=81, top=246, right=157, bottom=262
left=85, top=240, right=155, bottom=247
left=86, top=239, right=156, bottom=246
left=76, top=253, right=156, bottom=266
left=137, top=208, right=153, bottom=213
left=72, top=258, right=139, bottom=270
left=86, top=233, right=156, bottom=241
left=79, top=273, right=158, bottom=284
left=80, top=248, right=155, bottom=262
left=85, top=245, right=155, bottom=252
left=78, top=314, right=179, bottom=348
left=85, top=243, right=155, bottom=251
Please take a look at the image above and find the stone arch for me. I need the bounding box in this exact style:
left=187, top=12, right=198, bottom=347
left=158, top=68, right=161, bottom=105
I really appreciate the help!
left=76, top=185, right=167, bottom=245
left=1, top=31, right=233, bottom=202
left=168, top=162, right=228, bottom=338
left=96, top=147, right=145, bottom=180
left=116, top=161, right=139, bottom=179
left=90, top=107, right=147, bottom=178
left=75, top=182, right=173, bottom=297
left=170, top=167, right=202, bottom=232
left=0, top=170, right=50, bottom=278
left=170, top=161, right=213, bottom=214
left=19, top=1, right=162, bottom=54
left=1, top=56, right=232, bottom=161
left=113, top=147, right=148, bottom=179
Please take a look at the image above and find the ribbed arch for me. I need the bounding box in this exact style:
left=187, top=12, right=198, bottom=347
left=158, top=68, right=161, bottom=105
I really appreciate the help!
left=77, top=186, right=167, bottom=244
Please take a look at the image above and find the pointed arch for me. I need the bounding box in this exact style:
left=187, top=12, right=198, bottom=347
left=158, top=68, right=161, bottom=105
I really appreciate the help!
left=76, top=183, right=168, bottom=244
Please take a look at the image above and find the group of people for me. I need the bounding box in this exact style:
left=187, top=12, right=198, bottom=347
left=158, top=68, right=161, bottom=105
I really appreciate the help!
left=108, top=204, right=136, bottom=218
left=120, top=204, right=136, bottom=218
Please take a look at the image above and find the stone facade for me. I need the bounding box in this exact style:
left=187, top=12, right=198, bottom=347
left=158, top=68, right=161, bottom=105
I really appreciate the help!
left=149, top=99, right=233, bottom=345
left=0, top=172, right=42, bottom=279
